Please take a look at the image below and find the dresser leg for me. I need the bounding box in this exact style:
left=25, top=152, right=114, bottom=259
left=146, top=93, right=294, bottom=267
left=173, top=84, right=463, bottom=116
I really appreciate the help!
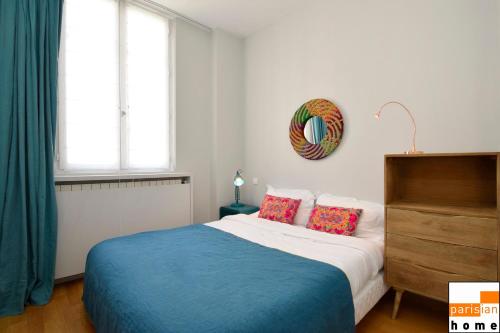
left=391, top=288, right=404, bottom=319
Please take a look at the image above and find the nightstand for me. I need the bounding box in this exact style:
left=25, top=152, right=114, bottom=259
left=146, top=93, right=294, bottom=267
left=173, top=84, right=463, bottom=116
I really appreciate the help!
left=384, top=153, right=500, bottom=319
left=219, top=204, right=259, bottom=219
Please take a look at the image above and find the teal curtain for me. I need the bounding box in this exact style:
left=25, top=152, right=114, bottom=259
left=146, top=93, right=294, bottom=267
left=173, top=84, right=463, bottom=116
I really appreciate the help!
left=0, top=0, right=63, bottom=316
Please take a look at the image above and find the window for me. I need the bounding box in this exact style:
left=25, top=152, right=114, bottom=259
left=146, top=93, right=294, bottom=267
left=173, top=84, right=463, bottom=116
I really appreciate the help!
left=58, top=0, right=173, bottom=173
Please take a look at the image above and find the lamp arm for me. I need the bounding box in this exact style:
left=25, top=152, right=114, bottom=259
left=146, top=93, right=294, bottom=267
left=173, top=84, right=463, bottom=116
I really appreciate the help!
left=376, top=101, right=417, bottom=153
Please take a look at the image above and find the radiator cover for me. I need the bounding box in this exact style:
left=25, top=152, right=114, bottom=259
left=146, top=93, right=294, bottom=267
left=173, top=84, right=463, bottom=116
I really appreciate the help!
left=55, top=176, right=192, bottom=279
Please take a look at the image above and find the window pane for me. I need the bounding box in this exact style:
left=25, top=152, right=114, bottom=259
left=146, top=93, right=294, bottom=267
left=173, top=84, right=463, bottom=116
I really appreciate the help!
left=126, top=4, right=170, bottom=169
left=61, top=0, right=120, bottom=170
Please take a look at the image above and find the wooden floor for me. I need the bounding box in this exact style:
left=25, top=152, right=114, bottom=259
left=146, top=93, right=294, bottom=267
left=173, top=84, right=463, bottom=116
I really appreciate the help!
left=0, top=279, right=448, bottom=333
left=357, top=290, right=448, bottom=333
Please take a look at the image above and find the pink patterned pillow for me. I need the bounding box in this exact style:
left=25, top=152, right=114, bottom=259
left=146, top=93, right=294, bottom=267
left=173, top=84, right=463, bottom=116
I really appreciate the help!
left=306, top=205, right=363, bottom=236
left=258, top=194, right=301, bottom=224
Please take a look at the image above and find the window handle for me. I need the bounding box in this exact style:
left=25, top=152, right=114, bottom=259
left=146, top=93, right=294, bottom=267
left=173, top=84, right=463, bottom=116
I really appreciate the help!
left=121, top=105, right=129, bottom=117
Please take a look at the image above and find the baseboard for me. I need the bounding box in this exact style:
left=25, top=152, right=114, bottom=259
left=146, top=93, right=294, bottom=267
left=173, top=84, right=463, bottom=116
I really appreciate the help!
left=55, top=273, right=84, bottom=284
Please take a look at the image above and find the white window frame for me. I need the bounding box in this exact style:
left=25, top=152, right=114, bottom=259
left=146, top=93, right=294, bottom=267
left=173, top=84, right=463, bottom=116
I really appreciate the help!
left=56, top=0, right=176, bottom=176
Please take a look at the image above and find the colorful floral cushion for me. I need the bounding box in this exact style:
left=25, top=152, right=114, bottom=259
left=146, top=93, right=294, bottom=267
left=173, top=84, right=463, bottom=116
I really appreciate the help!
left=306, top=205, right=363, bottom=236
left=258, top=194, right=302, bottom=224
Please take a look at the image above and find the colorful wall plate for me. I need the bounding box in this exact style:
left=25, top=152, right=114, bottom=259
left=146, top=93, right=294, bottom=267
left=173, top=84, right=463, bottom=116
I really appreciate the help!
left=289, top=98, right=344, bottom=160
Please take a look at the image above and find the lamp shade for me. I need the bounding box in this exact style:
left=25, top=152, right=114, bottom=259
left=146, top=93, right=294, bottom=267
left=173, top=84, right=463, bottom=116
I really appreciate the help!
left=233, top=170, right=244, bottom=187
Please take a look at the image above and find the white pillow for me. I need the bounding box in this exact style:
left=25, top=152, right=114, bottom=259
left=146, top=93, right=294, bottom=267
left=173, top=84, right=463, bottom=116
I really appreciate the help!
left=265, top=185, right=316, bottom=227
left=316, top=194, right=384, bottom=242
left=315, top=194, right=357, bottom=206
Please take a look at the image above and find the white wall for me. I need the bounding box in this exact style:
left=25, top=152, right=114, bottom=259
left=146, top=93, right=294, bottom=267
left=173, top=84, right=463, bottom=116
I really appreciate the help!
left=211, top=29, right=245, bottom=216
left=175, top=20, right=214, bottom=223
left=243, top=0, right=500, bottom=205
left=176, top=22, right=245, bottom=222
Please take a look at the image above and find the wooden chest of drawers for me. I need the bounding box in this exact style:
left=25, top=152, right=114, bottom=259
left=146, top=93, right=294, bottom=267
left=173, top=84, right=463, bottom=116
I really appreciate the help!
left=384, top=153, right=499, bottom=319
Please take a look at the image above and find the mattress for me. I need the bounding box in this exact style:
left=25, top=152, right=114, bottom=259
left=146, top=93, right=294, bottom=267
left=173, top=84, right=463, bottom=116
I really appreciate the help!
left=207, top=214, right=385, bottom=297
left=83, top=213, right=387, bottom=332
left=353, top=271, right=388, bottom=324
left=208, top=214, right=388, bottom=324
left=84, top=224, right=356, bottom=333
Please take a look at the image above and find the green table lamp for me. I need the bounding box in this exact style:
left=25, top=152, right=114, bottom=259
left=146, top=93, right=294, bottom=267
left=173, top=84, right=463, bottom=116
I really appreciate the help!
left=231, top=169, right=245, bottom=207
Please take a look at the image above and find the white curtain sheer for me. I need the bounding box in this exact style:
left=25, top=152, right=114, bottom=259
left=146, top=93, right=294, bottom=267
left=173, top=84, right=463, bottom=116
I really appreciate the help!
left=61, top=0, right=120, bottom=170
left=126, top=4, right=170, bottom=169
left=59, top=0, right=171, bottom=172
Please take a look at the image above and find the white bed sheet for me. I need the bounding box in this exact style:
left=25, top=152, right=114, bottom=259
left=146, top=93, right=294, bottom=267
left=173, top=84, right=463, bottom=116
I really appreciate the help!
left=206, top=214, right=384, bottom=297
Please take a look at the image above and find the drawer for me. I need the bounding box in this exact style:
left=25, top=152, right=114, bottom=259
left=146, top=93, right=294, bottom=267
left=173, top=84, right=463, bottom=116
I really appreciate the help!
left=386, top=233, right=498, bottom=280
left=386, top=208, right=497, bottom=250
left=385, top=259, right=482, bottom=302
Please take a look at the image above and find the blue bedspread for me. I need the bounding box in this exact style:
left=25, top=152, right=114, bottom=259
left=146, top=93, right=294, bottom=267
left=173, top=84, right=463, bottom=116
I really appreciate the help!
left=83, top=225, right=354, bottom=333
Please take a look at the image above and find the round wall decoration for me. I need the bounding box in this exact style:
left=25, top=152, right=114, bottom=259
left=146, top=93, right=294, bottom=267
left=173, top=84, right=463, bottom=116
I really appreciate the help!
left=289, top=98, right=344, bottom=160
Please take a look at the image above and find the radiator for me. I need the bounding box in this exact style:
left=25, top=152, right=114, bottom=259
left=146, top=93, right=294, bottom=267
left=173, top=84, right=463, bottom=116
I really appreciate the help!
left=55, top=175, right=192, bottom=279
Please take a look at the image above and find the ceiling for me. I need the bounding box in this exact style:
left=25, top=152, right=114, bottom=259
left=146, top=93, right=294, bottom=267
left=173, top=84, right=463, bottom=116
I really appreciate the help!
left=155, top=0, right=316, bottom=37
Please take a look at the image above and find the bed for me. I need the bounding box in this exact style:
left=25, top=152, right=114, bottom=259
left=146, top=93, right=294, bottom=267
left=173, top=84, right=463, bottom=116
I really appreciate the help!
left=83, top=213, right=387, bottom=333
